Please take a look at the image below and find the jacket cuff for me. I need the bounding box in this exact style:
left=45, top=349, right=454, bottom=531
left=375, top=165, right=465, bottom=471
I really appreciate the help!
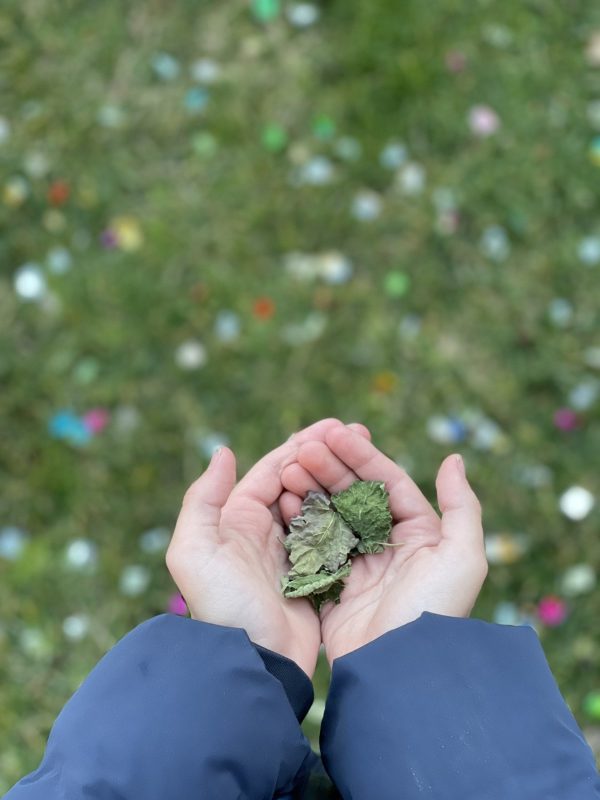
left=253, top=644, right=314, bottom=722
left=321, top=612, right=600, bottom=800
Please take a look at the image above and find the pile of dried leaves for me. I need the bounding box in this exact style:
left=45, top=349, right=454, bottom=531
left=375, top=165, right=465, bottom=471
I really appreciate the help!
left=280, top=480, right=393, bottom=610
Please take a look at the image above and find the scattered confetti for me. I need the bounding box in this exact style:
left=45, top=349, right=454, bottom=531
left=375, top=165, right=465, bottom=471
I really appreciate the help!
left=312, top=115, right=336, bottom=140
left=62, top=614, right=90, bottom=641
left=253, top=296, right=276, bottom=319
left=47, top=179, right=70, bottom=206
left=64, top=539, right=98, bottom=571
left=4, top=176, right=29, bottom=207
left=20, top=628, right=52, bottom=659
left=281, top=311, right=327, bottom=345
left=584, top=692, right=600, bottom=720
left=590, top=137, right=600, bottom=166
left=485, top=533, right=529, bottom=565
left=468, top=105, right=501, bottom=137
left=480, top=225, right=510, bottom=261
left=262, top=123, right=288, bottom=152
left=547, top=297, right=573, bottom=327
left=537, top=595, right=567, bottom=627
left=110, top=216, right=144, bottom=252
left=0, top=116, right=11, bottom=144
left=139, top=527, right=171, bottom=554
left=0, top=527, right=29, bottom=561
left=184, top=87, right=209, bottom=113
left=426, top=415, right=467, bottom=445
left=578, top=236, right=600, bottom=266
left=379, top=141, right=408, bottom=169
left=384, top=271, right=410, bottom=298
left=214, top=310, right=242, bottom=342
left=82, top=408, right=110, bottom=434
left=351, top=189, right=383, bottom=221
left=553, top=408, right=579, bottom=431
left=294, top=155, right=335, bottom=185
left=168, top=592, right=188, bottom=615
left=559, top=486, right=595, bottom=521
left=585, top=32, right=600, bottom=67
left=175, top=340, right=208, bottom=369
left=334, top=137, right=362, bottom=161
left=286, top=3, right=320, bottom=27
left=568, top=380, right=599, bottom=410
left=397, top=162, right=426, bottom=194
left=14, top=263, right=47, bottom=301
left=251, top=0, right=281, bottom=23
left=190, top=58, right=221, bottom=83
left=49, top=411, right=92, bottom=446
left=46, top=246, right=72, bottom=274
left=119, top=565, right=151, bottom=596
left=561, top=564, right=596, bottom=597
left=152, top=52, right=180, bottom=80
left=445, top=50, right=467, bottom=73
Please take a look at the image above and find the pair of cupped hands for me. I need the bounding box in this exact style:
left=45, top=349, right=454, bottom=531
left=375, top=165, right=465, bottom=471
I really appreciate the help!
left=166, top=419, right=488, bottom=678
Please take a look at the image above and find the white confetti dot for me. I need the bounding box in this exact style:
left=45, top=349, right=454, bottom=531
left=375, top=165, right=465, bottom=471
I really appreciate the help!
left=295, top=156, right=335, bottom=186
left=559, top=486, right=595, bottom=521
left=120, top=565, right=151, bottom=596
left=214, top=310, right=241, bottom=342
left=317, top=252, right=353, bottom=284
left=14, top=263, right=46, bottom=301
left=380, top=141, right=408, bottom=170
left=139, top=527, right=171, bottom=554
left=286, top=3, right=320, bottom=27
left=175, top=340, right=207, bottom=369
left=351, top=190, right=383, bottom=221
left=397, top=162, right=425, bottom=195
left=65, top=539, right=98, bottom=571
left=0, top=116, right=10, bottom=144
left=63, top=614, right=90, bottom=641
left=0, top=526, right=29, bottom=560
left=190, top=58, right=221, bottom=83
left=561, top=564, right=596, bottom=597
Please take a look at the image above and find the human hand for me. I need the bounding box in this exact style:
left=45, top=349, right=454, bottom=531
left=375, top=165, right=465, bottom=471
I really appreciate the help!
left=165, top=419, right=369, bottom=678
left=280, top=425, right=487, bottom=664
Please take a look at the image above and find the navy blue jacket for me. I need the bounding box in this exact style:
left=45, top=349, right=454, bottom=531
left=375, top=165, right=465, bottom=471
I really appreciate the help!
left=4, top=612, right=600, bottom=799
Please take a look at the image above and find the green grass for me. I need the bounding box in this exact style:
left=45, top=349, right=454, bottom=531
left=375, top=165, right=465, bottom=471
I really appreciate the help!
left=1, top=0, right=600, bottom=787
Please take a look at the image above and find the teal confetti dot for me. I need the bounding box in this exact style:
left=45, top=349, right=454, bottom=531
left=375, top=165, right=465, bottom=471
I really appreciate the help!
left=251, top=0, right=280, bottom=22
left=262, top=124, right=287, bottom=152
left=384, top=271, right=410, bottom=297
left=184, top=87, right=209, bottom=113
left=312, top=114, right=336, bottom=140
left=590, top=136, right=600, bottom=166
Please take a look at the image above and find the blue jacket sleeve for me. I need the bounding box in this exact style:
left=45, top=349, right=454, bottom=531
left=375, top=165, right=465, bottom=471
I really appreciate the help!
left=4, top=614, right=315, bottom=800
left=320, top=612, right=600, bottom=800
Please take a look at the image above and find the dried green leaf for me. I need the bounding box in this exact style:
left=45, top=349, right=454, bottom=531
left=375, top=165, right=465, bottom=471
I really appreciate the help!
left=284, top=491, right=358, bottom=575
left=281, top=563, right=352, bottom=599
left=331, top=480, right=392, bottom=554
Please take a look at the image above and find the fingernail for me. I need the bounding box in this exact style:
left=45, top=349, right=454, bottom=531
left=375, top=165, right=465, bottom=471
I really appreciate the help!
left=287, top=432, right=296, bottom=441
left=211, top=447, right=223, bottom=463
left=455, top=454, right=465, bottom=476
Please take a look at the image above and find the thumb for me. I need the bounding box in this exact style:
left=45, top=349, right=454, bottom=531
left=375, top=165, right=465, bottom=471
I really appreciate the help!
left=168, top=448, right=237, bottom=559
left=436, top=454, right=484, bottom=553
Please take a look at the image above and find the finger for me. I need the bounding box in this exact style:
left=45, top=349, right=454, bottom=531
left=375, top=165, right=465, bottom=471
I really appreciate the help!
left=283, top=423, right=371, bottom=495
left=281, top=462, right=325, bottom=496
left=324, top=426, right=438, bottom=522
left=279, top=491, right=303, bottom=526
left=297, top=440, right=358, bottom=495
left=229, top=418, right=345, bottom=508
left=346, top=422, right=371, bottom=440
left=436, top=454, right=485, bottom=551
left=167, top=447, right=237, bottom=561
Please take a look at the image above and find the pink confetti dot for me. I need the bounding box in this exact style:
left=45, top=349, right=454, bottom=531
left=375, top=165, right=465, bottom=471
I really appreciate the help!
left=445, top=50, right=467, bottom=73
left=537, top=596, right=567, bottom=627
left=168, top=592, right=188, bottom=616
left=553, top=408, right=579, bottom=431
left=82, top=408, right=110, bottom=434
left=468, top=105, right=501, bottom=137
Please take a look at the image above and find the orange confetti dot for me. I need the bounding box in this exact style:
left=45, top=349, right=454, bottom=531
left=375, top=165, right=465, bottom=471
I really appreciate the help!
left=372, top=371, right=397, bottom=394
left=47, top=180, right=70, bottom=206
left=253, top=296, right=275, bottom=320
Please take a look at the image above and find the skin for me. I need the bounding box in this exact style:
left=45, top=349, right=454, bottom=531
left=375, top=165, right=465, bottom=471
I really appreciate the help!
left=280, top=425, right=488, bottom=665
left=165, top=418, right=369, bottom=678
left=166, top=420, right=487, bottom=676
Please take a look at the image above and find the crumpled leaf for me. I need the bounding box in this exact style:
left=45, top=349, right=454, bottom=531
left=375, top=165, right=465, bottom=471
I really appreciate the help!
left=284, top=491, right=358, bottom=575
left=281, top=563, right=352, bottom=602
left=331, top=480, right=392, bottom=554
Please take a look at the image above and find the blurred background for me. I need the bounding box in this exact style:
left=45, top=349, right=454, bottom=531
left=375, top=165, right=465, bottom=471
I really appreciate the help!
left=1, top=0, right=600, bottom=785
